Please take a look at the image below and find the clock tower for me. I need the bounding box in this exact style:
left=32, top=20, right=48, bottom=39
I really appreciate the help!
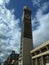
left=19, top=6, right=33, bottom=65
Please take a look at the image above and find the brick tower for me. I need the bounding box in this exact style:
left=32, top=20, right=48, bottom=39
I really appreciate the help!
left=19, top=6, right=33, bottom=65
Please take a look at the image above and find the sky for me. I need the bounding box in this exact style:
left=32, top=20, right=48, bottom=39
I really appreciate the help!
left=0, top=0, right=49, bottom=62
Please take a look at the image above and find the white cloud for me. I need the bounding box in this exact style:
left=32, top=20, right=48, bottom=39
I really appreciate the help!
left=32, top=0, right=49, bottom=8
left=32, top=0, right=41, bottom=7
left=42, top=2, right=49, bottom=9
left=0, top=0, right=10, bottom=5
left=33, top=2, right=49, bottom=47
left=0, top=0, right=21, bottom=62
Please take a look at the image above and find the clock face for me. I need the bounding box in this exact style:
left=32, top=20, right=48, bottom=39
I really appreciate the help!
left=25, top=14, right=30, bottom=19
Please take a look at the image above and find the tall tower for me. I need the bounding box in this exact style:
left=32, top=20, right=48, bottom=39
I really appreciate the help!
left=19, top=6, right=33, bottom=65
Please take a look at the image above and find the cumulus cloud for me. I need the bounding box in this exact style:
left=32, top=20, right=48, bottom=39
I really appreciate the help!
left=32, top=1, right=49, bottom=47
left=0, top=0, right=21, bottom=62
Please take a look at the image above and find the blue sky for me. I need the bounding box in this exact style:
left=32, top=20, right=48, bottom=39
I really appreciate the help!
left=0, top=0, right=49, bottom=62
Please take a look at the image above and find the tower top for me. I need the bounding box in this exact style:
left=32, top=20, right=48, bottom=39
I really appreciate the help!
left=23, top=6, right=31, bottom=12
left=24, top=6, right=29, bottom=9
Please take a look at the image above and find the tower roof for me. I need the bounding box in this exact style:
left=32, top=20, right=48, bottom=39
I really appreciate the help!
left=24, top=6, right=29, bottom=10
left=23, top=6, right=31, bottom=13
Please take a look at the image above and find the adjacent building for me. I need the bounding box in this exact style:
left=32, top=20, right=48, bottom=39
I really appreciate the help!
left=30, top=40, right=49, bottom=65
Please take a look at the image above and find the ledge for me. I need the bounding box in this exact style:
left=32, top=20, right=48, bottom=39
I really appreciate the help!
left=32, top=50, right=49, bottom=59
left=30, top=40, right=49, bottom=53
